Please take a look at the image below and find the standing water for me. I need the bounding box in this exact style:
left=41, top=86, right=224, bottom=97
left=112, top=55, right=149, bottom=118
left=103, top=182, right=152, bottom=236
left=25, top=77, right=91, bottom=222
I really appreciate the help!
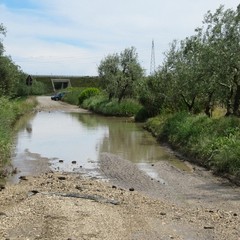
left=9, top=110, right=190, bottom=183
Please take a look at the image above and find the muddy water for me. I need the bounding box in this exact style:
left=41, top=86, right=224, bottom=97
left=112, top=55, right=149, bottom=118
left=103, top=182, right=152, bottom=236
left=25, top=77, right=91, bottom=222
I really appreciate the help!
left=9, top=111, right=190, bottom=183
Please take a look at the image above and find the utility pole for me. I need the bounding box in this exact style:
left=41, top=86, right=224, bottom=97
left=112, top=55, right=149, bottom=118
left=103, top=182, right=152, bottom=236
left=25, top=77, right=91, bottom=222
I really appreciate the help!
left=150, top=39, right=156, bottom=75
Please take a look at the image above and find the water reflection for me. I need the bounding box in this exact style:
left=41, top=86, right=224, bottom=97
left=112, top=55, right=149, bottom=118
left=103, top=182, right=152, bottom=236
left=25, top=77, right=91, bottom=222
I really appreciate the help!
left=10, top=111, right=188, bottom=182
left=72, top=113, right=166, bottom=163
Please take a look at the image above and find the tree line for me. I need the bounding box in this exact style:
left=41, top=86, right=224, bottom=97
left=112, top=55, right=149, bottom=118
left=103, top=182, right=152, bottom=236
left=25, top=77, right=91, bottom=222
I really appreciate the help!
left=0, top=24, right=46, bottom=98
left=98, top=5, right=240, bottom=118
left=1, top=4, right=240, bottom=113
left=0, top=24, right=25, bottom=97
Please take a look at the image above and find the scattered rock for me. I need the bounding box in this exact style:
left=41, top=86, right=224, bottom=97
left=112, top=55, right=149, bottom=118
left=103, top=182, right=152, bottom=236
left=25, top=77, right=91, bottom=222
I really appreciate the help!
left=0, top=184, right=5, bottom=191
left=19, top=176, right=27, bottom=181
left=59, top=160, right=64, bottom=163
left=0, top=212, right=7, bottom=217
left=12, top=167, right=18, bottom=174
left=71, top=161, right=77, bottom=164
left=28, top=190, right=39, bottom=197
left=75, top=185, right=83, bottom=191
left=58, top=176, right=66, bottom=180
left=204, top=226, right=214, bottom=229
left=31, top=190, right=39, bottom=195
left=129, top=187, right=134, bottom=191
left=160, top=212, right=167, bottom=216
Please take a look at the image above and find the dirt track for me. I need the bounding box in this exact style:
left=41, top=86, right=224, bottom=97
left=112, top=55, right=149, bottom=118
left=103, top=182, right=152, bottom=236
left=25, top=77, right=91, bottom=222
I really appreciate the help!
left=0, top=96, right=239, bottom=240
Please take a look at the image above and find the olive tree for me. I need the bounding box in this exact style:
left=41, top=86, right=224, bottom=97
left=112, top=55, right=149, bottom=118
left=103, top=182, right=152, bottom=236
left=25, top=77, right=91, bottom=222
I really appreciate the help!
left=98, top=53, right=119, bottom=101
left=98, top=47, right=144, bottom=103
left=156, top=5, right=240, bottom=116
left=199, top=5, right=240, bottom=116
left=161, top=37, right=208, bottom=114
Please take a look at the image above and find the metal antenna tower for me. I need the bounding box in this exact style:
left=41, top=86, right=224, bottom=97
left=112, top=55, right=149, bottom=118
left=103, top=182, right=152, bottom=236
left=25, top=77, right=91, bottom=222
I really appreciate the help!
left=150, top=39, right=156, bottom=75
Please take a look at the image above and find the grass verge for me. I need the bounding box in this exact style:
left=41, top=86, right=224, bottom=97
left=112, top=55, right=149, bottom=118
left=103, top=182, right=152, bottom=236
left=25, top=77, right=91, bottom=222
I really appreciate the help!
left=145, top=112, right=240, bottom=184
left=0, top=96, right=36, bottom=177
left=63, top=88, right=143, bottom=118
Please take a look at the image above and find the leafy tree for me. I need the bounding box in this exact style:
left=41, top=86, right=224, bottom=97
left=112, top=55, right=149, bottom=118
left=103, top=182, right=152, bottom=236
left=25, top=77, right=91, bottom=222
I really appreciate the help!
left=0, top=55, right=26, bottom=97
left=98, top=47, right=144, bottom=103
left=98, top=53, right=119, bottom=101
left=78, top=87, right=100, bottom=105
left=0, top=23, right=6, bottom=56
left=137, top=66, right=175, bottom=116
left=0, top=23, right=29, bottom=97
left=198, top=5, right=240, bottom=116
left=161, top=37, right=206, bottom=114
left=148, top=5, right=240, bottom=117
left=0, top=24, right=20, bottom=96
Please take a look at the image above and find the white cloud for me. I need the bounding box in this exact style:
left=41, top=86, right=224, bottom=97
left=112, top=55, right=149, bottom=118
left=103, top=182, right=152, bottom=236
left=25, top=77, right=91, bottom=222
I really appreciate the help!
left=0, top=0, right=239, bottom=75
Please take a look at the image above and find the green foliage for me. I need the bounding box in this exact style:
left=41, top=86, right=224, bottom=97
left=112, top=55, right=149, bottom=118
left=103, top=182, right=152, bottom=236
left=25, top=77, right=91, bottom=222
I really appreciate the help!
left=146, top=113, right=240, bottom=178
left=144, top=114, right=170, bottom=137
left=98, top=47, right=144, bottom=103
left=78, top=88, right=100, bottom=105
left=160, top=113, right=207, bottom=149
left=63, top=87, right=84, bottom=105
left=0, top=24, right=46, bottom=98
left=82, top=94, right=142, bottom=117
left=15, top=79, right=47, bottom=96
left=81, top=94, right=108, bottom=111
left=0, top=56, right=26, bottom=97
left=0, top=97, right=36, bottom=171
left=136, top=72, right=176, bottom=116
left=134, top=107, right=149, bottom=122
left=64, top=87, right=100, bottom=106
left=30, top=80, right=47, bottom=95
left=0, top=23, right=6, bottom=55
left=138, top=5, right=240, bottom=117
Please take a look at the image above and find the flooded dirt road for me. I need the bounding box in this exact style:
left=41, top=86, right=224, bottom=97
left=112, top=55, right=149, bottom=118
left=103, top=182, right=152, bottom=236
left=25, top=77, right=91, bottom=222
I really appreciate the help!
left=0, top=96, right=239, bottom=240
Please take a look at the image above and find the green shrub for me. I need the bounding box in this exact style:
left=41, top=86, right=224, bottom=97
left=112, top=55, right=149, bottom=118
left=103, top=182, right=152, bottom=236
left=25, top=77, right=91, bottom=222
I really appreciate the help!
left=82, top=95, right=142, bottom=117
left=134, top=107, right=149, bottom=122
left=78, top=88, right=100, bottom=105
left=63, top=87, right=84, bottom=105
left=81, top=94, right=108, bottom=111
left=16, top=79, right=47, bottom=96
left=144, top=114, right=170, bottom=137
left=146, top=112, right=240, bottom=180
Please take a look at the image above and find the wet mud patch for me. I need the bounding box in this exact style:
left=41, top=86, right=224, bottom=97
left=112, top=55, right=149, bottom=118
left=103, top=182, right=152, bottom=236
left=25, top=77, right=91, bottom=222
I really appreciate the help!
left=8, top=150, right=51, bottom=183
left=99, top=152, right=168, bottom=197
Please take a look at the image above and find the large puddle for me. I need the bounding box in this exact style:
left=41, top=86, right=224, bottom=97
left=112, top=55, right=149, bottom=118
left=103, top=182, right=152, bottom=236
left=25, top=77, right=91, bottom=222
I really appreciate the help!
left=9, top=111, right=190, bottom=183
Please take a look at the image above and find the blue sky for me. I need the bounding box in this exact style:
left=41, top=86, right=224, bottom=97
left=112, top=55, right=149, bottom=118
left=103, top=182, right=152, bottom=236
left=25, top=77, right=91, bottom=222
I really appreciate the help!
left=0, top=0, right=239, bottom=76
left=0, top=0, right=37, bottom=9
